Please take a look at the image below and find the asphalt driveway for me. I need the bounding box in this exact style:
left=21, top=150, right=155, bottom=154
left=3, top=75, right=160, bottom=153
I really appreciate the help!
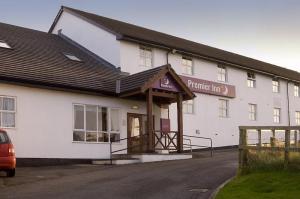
left=0, top=149, right=238, bottom=199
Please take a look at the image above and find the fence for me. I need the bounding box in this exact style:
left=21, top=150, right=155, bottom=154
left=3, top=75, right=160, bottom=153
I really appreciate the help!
left=239, top=126, right=300, bottom=171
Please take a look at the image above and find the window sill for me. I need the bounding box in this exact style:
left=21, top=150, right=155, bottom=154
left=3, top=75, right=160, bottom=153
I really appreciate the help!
left=139, top=65, right=153, bottom=68
left=72, top=141, right=122, bottom=144
left=182, top=73, right=194, bottom=76
left=0, top=127, right=16, bottom=130
left=183, top=112, right=195, bottom=115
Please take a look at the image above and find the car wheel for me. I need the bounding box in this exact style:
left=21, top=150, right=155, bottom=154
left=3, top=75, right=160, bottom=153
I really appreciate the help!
left=6, top=169, right=15, bottom=177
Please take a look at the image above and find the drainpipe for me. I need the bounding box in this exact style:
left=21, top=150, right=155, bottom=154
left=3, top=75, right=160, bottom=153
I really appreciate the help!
left=166, top=49, right=177, bottom=64
left=287, top=80, right=291, bottom=126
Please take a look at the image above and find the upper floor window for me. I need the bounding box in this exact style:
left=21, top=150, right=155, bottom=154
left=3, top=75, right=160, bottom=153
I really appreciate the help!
left=182, top=56, right=193, bottom=75
left=0, top=40, right=11, bottom=49
left=247, top=72, right=256, bottom=88
left=73, top=104, right=120, bottom=143
left=139, top=46, right=152, bottom=67
left=295, top=111, right=300, bottom=125
left=248, top=103, right=257, bottom=121
left=219, top=99, right=229, bottom=118
left=0, top=96, right=16, bottom=128
left=272, top=79, right=280, bottom=93
left=183, top=99, right=194, bottom=114
left=217, top=65, right=227, bottom=82
left=295, top=84, right=299, bottom=97
left=273, top=108, right=280, bottom=123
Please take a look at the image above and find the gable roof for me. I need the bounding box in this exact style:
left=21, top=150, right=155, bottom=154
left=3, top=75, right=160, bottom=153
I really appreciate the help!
left=52, top=6, right=300, bottom=82
left=120, top=64, right=195, bottom=100
left=0, top=22, right=122, bottom=95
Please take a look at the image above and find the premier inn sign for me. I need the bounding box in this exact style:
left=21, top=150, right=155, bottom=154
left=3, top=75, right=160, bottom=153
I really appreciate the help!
left=180, top=76, right=236, bottom=98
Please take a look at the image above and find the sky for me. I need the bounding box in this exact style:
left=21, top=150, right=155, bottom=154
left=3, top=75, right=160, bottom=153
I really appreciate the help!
left=0, top=0, right=300, bottom=71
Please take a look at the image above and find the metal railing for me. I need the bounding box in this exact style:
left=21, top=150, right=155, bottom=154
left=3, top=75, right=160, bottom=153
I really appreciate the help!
left=109, top=134, right=149, bottom=164
left=183, top=135, right=213, bottom=157
left=109, top=132, right=213, bottom=165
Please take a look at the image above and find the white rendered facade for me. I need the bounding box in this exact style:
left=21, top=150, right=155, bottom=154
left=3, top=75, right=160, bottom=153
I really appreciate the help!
left=50, top=11, right=300, bottom=148
left=2, top=9, right=300, bottom=160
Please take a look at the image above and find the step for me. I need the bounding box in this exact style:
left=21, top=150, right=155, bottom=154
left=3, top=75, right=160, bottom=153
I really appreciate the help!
left=92, top=158, right=140, bottom=165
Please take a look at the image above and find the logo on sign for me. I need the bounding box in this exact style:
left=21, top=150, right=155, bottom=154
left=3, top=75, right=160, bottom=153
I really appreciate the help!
left=160, top=76, right=173, bottom=89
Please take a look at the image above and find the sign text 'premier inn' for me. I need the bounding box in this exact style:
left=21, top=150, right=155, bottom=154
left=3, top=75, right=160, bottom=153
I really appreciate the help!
left=180, top=76, right=236, bottom=98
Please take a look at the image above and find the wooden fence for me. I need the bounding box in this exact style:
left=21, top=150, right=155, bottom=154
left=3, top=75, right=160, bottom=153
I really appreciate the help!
left=239, top=126, right=300, bottom=170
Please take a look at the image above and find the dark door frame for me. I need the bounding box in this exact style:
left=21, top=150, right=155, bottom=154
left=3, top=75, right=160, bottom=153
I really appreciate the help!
left=127, top=113, right=155, bottom=153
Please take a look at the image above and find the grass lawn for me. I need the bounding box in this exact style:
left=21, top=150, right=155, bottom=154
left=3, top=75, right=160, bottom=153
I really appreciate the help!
left=216, top=171, right=300, bottom=199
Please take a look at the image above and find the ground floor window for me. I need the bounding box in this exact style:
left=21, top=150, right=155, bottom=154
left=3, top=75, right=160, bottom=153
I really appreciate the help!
left=73, top=104, right=120, bottom=143
left=0, top=96, right=16, bottom=128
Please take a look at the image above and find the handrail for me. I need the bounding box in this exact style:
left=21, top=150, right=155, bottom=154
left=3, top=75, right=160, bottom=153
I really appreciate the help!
left=183, top=134, right=213, bottom=157
left=109, top=134, right=149, bottom=164
left=183, top=138, right=192, bottom=153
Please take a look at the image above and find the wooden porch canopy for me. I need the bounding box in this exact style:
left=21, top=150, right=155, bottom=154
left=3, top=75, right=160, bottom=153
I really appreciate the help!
left=118, top=64, right=195, bottom=152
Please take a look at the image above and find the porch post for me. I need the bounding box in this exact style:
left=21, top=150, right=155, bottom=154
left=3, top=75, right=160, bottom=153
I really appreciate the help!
left=177, top=93, right=183, bottom=153
left=147, top=88, right=154, bottom=152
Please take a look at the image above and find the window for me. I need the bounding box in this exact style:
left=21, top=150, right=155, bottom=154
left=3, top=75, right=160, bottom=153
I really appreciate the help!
left=273, top=108, right=280, bottom=123
left=139, top=46, right=152, bottom=67
left=73, top=104, right=120, bottom=143
left=247, top=72, right=256, bottom=88
left=182, top=56, right=193, bottom=75
left=219, top=99, right=229, bottom=118
left=183, top=100, right=194, bottom=114
left=272, top=79, right=280, bottom=93
left=0, top=96, right=16, bottom=128
left=0, top=40, right=11, bottom=49
left=64, top=53, right=82, bottom=62
left=248, top=104, right=257, bottom=121
left=296, top=111, right=300, bottom=125
left=217, top=65, right=227, bottom=82
left=295, top=84, right=299, bottom=97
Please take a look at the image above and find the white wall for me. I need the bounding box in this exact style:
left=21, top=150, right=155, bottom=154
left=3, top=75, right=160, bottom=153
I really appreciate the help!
left=119, top=40, right=300, bottom=148
left=51, top=10, right=121, bottom=67
left=0, top=83, right=157, bottom=159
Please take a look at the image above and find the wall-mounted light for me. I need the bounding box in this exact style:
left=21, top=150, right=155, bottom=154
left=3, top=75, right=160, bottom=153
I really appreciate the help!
left=131, top=105, right=139, bottom=110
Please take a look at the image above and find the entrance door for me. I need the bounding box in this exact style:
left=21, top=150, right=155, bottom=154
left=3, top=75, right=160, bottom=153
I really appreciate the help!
left=127, top=113, right=148, bottom=153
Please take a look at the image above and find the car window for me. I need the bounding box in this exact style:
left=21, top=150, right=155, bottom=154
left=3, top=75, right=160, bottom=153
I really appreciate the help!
left=0, top=132, right=9, bottom=143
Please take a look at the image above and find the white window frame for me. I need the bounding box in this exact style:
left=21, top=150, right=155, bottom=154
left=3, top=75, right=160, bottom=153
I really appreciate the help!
left=182, top=56, right=193, bottom=75
left=139, top=46, right=153, bottom=68
left=219, top=99, right=229, bottom=118
left=294, top=84, right=299, bottom=97
left=248, top=103, right=257, bottom=121
left=0, top=96, right=16, bottom=129
left=272, top=79, right=280, bottom=93
left=273, top=108, right=281, bottom=123
left=295, top=111, right=300, bottom=125
left=217, top=65, right=227, bottom=82
left=247, top=72, right=256, bottom=88
left=72, top=103, right=120, bottom=143
left=183, top=99, right=194, bottom=114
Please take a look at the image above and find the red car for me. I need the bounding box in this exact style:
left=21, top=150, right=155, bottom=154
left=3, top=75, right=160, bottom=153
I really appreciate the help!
left=0, top=129, right=16, bottom=177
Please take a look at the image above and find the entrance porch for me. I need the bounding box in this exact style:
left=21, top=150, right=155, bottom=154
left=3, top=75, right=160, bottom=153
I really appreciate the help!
left=113, top=64, right=195, bottom=156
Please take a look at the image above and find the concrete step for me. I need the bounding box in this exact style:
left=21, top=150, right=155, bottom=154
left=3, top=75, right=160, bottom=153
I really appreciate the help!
left=92, top=153, right=193, bottom=165
left=92, top=158, right=140, bottom=165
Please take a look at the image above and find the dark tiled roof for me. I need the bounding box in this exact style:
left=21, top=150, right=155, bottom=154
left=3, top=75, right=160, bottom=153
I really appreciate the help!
left=0, top=22, right=122, bottom=95
left=59, top=6, right=300, bottom=82
left=120, top=65, right=167, bottom=93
